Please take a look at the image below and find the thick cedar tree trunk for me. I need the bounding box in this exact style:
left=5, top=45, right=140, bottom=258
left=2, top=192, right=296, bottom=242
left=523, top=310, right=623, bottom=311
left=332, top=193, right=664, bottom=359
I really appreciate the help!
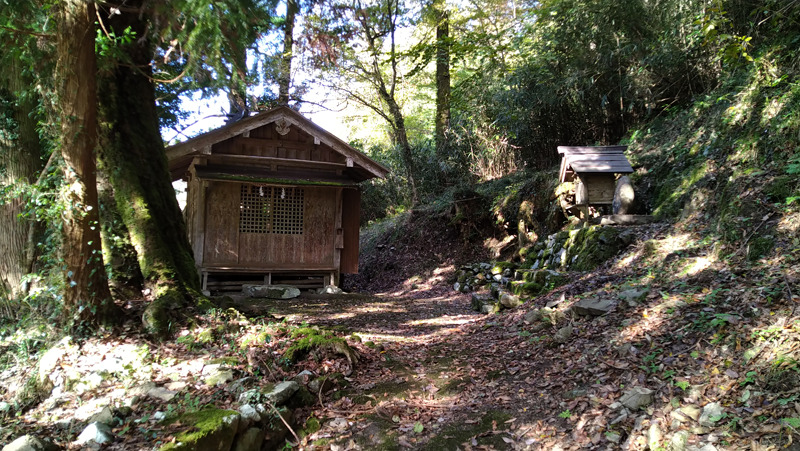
left=278, top=0, right=298, bottom=105
left=57, top=0, right=119, bottom=326
left=434, top=0, right=451, bottom=162
left=96, top=0, right=201, bottom=335
left=0, top=60, right=42, bottom=299
left=97, top=176, right=144, bottom=298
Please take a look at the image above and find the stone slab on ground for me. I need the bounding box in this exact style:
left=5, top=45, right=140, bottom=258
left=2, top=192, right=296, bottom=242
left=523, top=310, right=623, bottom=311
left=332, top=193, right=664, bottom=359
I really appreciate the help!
left=2, top=435, right=59, bottom=451
left=571, top=297, right=615, bottom=316
left=619, top=387, right=654, bottom=411
left=242, top=284, right=301, bottom=299
left=598, top=215, right=656, bottom=225
left=74, top=422, right=113, bottom=446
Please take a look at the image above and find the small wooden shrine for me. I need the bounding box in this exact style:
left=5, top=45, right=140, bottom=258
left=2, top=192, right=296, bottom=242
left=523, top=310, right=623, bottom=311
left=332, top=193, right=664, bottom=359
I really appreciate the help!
left=166, top=106, right=388, bottom=292
left=557, top=146, right=634, bottom=218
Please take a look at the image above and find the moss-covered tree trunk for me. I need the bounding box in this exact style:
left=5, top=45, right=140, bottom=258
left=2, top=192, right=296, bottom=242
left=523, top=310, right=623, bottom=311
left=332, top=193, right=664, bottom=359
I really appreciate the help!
left=96, top=0, right=201, bottom=335
left=57, top=0, right=119, bottom=326
left=97, top=175, right=144, bottom=299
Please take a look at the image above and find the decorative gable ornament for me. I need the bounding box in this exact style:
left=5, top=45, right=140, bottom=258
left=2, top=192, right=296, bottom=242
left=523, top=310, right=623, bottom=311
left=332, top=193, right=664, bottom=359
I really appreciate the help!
left=275, top=118, right=291, bottom=135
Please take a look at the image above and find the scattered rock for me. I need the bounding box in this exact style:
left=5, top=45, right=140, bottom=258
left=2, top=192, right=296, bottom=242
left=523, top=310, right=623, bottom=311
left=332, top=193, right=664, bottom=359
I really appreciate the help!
left=318, top=285, right=343, bottom=295
left=74, top=422, right=113, bottom=446
left=678, top=405, right=701, bottom=422
left=147, top=386, right=178, bottom=402
left=563, top=388, right=587, bottom=400
left=523, top=309, right=541, bottom=324
left=203, top=364, right=234, bottom=386
left=670, top=430, right=689, bottom=451
left=165, top=381, right=187, bottom=392
left=499, top=292, right=522, bottom=308
left=554, top=325, right=573, bottom=344
left=648, top=422, right=663, bottom=450
left=242, top=284, right=300, bottom=299
left=127, top=382, right=156, bottom=398
left=617, top=343, right=633, bottom=357
left=240, top=381, right=300, bottom=407
left=87, top=406, right=114, bottom=426
left=2, top=435, right=58, bottom=451
left=618, top=288, right=648, bottom=304
left=612, top=176, right=635, bottom=214
left=232, top=427, right=265, bottom=451
left=471, top=293, right=493, bottom=312
left=309, top=376, right=336, bottom=394
left=481, top=302, right=501, bottom=315
left=239, top=404, right=262, bottom=426
left=619, top=387, right=654, bottom=410
left=37, top=337, right=73, bottom=386
left=329, top=417, right=349, bottom=432
left=686, top=444, right=717, bottom=451
left=699, top=402, right=724, bottom=427
left=293, top=370, right=315, bottom=384
left=159, top=409, right=240, bottom=451
left=605, top=431, right=622, bottom=444
left=571, top=297, right=615, bottom=316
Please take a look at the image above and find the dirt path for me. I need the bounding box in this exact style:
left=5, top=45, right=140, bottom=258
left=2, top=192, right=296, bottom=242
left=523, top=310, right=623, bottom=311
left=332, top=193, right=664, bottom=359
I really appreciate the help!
left=229, top=286, right=555, bottom=450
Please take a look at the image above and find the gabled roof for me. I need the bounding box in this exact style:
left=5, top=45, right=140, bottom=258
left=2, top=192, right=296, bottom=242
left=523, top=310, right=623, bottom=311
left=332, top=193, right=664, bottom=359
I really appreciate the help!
left=557, top=145, right=633, bottom=183
left=166, top=106, right=389, bottom=182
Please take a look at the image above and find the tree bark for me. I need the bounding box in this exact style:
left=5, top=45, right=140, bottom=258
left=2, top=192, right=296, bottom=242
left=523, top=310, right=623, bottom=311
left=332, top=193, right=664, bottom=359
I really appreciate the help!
left=97, top=0, right=202, bottom=335
left=381, top=90, right=418, bottom=204
left=0, top=59, right=43, bottom=298
left=278, top=0, right=298, bottom=106
left=434, top=0, right=451, bottom=162
left=56, top=0, right=118, bottom=326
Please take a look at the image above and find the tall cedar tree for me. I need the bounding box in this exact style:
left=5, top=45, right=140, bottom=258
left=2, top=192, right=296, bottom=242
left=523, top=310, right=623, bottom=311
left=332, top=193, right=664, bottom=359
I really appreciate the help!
left=0, top=59, right=43, bottom=298
left=57, top=0, right=120, bottom=326
left=433, top=0, right=450, bottom=162
left=279, top=0, right=299, bottom=105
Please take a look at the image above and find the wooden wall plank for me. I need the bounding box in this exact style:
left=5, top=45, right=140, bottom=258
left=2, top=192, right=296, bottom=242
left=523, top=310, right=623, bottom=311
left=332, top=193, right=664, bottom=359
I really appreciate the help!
left=304, top=188, right=336, bottom=265
left=579, top=174, right=616, bottom=204
left=341, top=188, right=360, bottom=274
left=203, top=182, right=240, bottom=265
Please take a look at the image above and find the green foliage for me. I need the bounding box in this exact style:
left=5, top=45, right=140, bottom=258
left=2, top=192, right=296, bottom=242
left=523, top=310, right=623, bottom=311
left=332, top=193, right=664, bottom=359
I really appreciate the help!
left=781, top=417, right=800, bottom=429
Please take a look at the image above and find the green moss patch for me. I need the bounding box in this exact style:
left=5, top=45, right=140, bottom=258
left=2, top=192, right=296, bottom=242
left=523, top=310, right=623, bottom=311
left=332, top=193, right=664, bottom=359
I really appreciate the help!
left=284, top=328, right=359, bottom=366
left=159, top=408, right=239, bottom=451
left=424, top=411, right=513, bottom=450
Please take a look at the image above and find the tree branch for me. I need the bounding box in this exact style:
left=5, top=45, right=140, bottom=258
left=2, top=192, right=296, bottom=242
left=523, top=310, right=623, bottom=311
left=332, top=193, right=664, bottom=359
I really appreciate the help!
left=0, top=25, right=52, bottom=39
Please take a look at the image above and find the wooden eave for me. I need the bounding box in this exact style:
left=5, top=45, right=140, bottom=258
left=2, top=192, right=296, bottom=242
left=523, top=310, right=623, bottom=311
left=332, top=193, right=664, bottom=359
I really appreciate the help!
left=557, top=145, right=633, bottom=183
left=166, top=106, right=389, bottom=182
left=193, top=163, right=360, bottom=188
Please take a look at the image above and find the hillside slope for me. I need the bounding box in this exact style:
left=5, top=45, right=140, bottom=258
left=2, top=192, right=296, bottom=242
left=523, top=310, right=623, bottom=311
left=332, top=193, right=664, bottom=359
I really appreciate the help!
left=342, top=60, right=800, bottom=449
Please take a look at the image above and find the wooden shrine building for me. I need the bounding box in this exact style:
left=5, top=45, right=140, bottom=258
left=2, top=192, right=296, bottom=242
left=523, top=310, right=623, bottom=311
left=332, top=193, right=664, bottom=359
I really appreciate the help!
left=166, top=106, right=389, bottom=292
left=557, top=145, right=634, bottom=218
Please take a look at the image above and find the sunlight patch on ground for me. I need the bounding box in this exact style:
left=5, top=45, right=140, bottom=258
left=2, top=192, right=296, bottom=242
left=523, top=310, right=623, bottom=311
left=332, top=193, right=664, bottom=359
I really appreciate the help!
left=777, top=211, right=800, bottom=234
left=327, top=312, right=357, bottom=320
left=685, top=255, right=715, bottom=276
left=402, top=315, right=476, bottom=327
left=660, top=232, right=692, bottom=255
left=615, top=252, right=639, bottom=269
left=432, top=265, right=455, bottom=277
left=351, top=332, right=421, bottom=343
left=616, top=293, right=686, bottom=343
